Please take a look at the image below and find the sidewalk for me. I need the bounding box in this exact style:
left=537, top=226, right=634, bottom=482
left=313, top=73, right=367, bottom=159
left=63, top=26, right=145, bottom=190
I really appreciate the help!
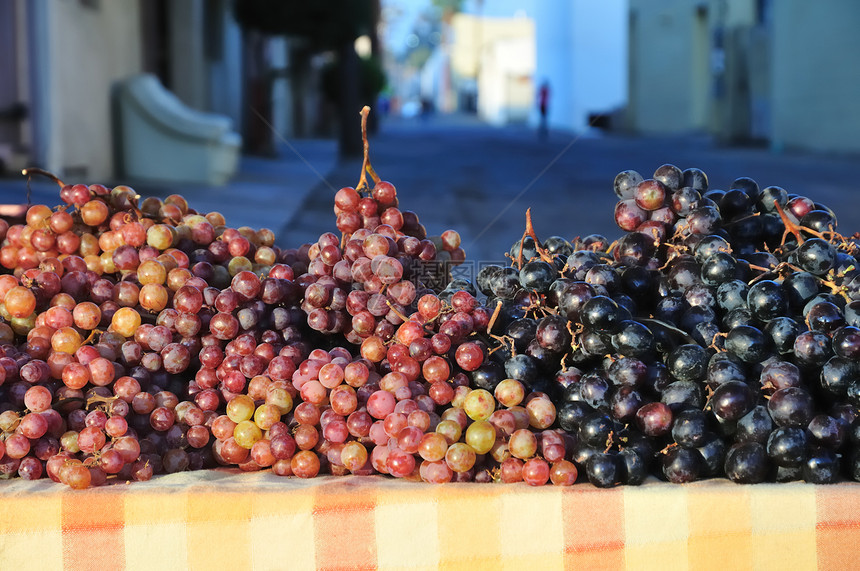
left=0, top=138, right=339, bottom=235
left=2, top=118, right=859, bottom=269
left=135, top=138, right=340, bottom=234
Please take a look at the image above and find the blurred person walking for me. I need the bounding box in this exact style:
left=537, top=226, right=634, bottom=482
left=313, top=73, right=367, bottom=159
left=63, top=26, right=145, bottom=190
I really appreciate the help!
left=537, top=81, right=550, bottom=140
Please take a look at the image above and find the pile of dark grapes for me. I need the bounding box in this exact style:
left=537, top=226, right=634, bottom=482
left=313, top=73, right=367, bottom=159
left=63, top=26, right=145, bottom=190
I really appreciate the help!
left=1, top=103, right=858, bottom=490
left=472, top=163, right=860, bottom=486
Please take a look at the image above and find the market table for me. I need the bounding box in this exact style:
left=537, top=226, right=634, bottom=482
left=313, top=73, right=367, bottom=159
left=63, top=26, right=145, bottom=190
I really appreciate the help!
left=1, top=471, right=858, bottom=570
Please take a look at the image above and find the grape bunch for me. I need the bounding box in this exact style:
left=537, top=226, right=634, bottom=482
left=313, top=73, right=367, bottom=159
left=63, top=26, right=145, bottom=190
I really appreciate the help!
left=298, top=188, right=463, bottom=345
left=296, top=109, right=467, bottom=345
left=0, top=171, right=314, bottom=487
left=469, top=163, right=860, bottom=486
left=0, top=108, right=577, bottom=489
left=2, top=102, right=859, bottom=491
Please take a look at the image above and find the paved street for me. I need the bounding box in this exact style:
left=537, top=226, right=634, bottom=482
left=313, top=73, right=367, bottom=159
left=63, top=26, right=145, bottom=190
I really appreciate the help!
left=2, top=116, right=859, bottom=272
left=277, top=115, right=860, bottom=266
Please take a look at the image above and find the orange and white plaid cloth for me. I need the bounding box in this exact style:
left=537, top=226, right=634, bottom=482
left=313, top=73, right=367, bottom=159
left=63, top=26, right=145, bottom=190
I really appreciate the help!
left=0, top=472, right=858, bottom=570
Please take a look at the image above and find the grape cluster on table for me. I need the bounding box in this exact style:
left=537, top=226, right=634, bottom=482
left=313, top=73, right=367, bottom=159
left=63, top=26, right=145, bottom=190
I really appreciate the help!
left=474, top=164, right=860, bottom=486
left=0, top=144, right=858, bottom=489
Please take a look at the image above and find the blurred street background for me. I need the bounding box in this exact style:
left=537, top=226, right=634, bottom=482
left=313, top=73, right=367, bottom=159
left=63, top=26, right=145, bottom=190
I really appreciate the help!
left=1, top=0, right=859, bottom=264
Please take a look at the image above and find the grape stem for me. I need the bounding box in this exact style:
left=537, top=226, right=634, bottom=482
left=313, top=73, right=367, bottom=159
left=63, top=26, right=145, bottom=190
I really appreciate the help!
left=22, top=167, right=66, bottom=188
left=703, top=385, right=716, bottom=407
left=646, top=226, right=662, bottom=248
left=566, top=321, right=583, bottom=353
left=486, top=300, right=502, bottom=335
left=80, top=329, right=102, bottom=347
left=771, top=200, right=848, bottom=246
left=515, top=208, right=553, bottom=268
left=708, top=331, right=728, bottom=353
left=657, top=246, right=686, bottom=272
left=488, top=334, right=514, bottom=356
left=606, top=239, right=619, bottom=255
left=559, top=259, right=572, bottom=275
left=658, top=442, right=679, bottom=456
left=773, top=199, right=804, bottom=245
left=87, top=393, right=119, bottom=411
left=487, top=335, right=516, bottom=355
left=746, top=263, right=773, bottom=273
left=760, top=380, right=777, bottom=394
left=753, top=259, right=847, bottom=302
left=525, top=209, right=554, bottom=264
left=516, top=228, right=527, bottom=269
left=19, top=274, right=35, bottom=289
left=355, top=106, right=380, bottom=192
left=722, top=211, right=760, bottom=226
left=670, top=221, right=690, bottom=242
left=490, top=467, right=502, bottom=483
left=384, top=299, right=410, bottom=323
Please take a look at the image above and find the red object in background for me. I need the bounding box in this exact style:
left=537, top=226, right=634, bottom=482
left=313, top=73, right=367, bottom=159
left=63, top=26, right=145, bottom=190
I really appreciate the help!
left=0, top=204, right=26, bottom=219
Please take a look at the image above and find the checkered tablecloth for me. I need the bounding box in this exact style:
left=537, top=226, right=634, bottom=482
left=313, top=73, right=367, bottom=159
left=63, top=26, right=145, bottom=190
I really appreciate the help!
left=0, top=471, right=858, bottom=570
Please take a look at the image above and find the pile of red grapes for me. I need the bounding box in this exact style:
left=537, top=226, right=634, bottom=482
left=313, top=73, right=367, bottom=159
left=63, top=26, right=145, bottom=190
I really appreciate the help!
left=0, top=111, right=575, bottom=489
left=1, top=109, right=858, bottom=489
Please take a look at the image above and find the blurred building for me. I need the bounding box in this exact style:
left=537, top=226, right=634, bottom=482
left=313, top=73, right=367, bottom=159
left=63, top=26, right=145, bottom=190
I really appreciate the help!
left=449, top=12, right=535, bottom=125
left=391, top=1, right=628, bottom=132
left=769, top=2, right=860, bottom=154
left=626, top=0, right=722, bottom=136
left=627, top=0, right=860, bottom=154
left=0, top=1, right=243, bottom=181
left=401, top=12, right=536, bottom=124
left=532, top=0, right=628, bottom=132
left=0, top=0, right=320, bottom=182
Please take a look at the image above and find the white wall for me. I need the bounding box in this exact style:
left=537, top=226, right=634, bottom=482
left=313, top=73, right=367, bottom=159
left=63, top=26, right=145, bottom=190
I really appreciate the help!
left=571, top=0, right=628, bottom=130
left=169, top=0, right=206, bottom=111
left=627, top=0, right=762, bottom=137
left=534, top=0, right=628, bottom=131
left=207, top=0, right=244, bottom=129
left=450, top=13, right=536, bottom=124
left=771, top=1, right=860, bottom=153
left=269, top=37, right=291, bottom=137
left=47, top=1, right=143, bottom=180
left=627, top=0, right=697, bottom=134
left=533, top=0, right=573, bottom=129
left=478, top=36, right=535, bottom=125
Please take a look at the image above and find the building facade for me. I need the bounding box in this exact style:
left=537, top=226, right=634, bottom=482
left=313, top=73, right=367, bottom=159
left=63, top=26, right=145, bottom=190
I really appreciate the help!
left=450, top=13, right=536, bottom=125
left=0, top=0, right=249, bottom=181
left=627, top=0, right=860, bottom=154
left=769, top=2, right=860, bottom=154
left=626, top=0, right=759, bottom=138
left=415, top=0, right=628, bottom=132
